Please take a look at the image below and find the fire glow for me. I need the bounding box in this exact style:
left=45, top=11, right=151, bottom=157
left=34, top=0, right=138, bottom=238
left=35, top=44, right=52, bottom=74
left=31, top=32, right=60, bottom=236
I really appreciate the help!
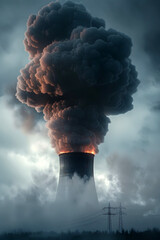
left=59, top=145, right=96, bottom=155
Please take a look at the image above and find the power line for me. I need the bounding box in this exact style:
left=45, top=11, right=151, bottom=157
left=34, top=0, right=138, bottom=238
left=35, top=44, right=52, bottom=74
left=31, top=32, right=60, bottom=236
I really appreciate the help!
left=51, top=203, right=127, bottom=232
left=52, top=209, right=104, bottom=231
left=68, top=214, right=104, bottom=230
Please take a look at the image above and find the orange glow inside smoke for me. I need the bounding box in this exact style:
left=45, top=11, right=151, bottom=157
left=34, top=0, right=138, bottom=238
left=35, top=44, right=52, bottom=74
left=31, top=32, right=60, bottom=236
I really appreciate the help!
left=59, top=145, right=96, bottom=155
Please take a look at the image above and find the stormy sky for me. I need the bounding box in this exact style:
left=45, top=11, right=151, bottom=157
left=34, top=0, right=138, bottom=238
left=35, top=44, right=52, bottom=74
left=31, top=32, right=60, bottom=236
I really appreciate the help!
left=0, top=0, right=160, bottom=232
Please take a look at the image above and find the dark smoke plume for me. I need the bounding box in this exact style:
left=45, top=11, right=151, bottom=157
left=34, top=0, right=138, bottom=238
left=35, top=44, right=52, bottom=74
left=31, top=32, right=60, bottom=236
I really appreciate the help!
left=16, top=1, right=139, bottom=154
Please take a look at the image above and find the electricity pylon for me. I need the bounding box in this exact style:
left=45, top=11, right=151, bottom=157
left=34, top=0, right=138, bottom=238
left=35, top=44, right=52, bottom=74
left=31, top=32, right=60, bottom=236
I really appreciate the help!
left=103, top=202, right=117, bottom=233
left=118, top=203, right=126, bottom=233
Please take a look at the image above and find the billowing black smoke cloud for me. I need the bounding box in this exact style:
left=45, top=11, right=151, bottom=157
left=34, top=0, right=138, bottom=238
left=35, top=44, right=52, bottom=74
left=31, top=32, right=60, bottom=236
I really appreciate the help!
left=16, top=1, right=139, bottom=154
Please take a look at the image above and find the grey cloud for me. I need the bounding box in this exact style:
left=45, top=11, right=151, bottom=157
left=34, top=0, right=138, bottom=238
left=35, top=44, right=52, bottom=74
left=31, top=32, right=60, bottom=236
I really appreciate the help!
left=0, top=98, right=30, bottom=152
left=0, top=0, right=51, bottom=95
left=100, top=153, right=160, bottom=230
left=152, top=102, right=160, bottom=112
left=6, top=86, right=44, bottom=133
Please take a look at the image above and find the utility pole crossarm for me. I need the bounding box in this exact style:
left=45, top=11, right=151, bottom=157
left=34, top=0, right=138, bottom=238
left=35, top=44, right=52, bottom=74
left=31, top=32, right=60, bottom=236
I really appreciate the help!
left=103, top=213, right=117, bottom=215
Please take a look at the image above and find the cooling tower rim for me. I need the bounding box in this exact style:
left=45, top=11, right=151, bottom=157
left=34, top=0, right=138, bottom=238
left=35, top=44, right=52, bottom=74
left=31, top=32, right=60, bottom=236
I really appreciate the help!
left=59, top=152, right=95, bottom=157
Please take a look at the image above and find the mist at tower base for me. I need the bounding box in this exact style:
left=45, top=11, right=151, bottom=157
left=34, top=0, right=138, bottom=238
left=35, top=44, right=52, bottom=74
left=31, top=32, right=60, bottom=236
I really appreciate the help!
left=56, top=152, right=99, bottom=219
left=54, top=175, right=100, bottom=232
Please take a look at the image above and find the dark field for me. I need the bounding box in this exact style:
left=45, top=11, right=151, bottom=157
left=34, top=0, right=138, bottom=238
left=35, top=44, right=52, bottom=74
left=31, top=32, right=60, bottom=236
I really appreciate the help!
left=0, top=229, right=160, bottom=240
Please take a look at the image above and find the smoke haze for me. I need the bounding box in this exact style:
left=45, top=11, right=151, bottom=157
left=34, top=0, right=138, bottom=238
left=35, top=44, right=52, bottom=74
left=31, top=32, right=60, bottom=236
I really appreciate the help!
left=0, top=172, right=103, bottom=232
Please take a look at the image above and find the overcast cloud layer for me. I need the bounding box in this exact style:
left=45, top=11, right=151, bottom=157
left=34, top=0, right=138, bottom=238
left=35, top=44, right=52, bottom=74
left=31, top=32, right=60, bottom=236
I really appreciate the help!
left=0, top=0, right=160, bottom=232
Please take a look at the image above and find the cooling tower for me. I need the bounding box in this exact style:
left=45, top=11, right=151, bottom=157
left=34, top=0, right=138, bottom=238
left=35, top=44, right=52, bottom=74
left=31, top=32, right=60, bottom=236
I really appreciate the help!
left=56, top=152, right=99, bottom=207
left=59, top=152, right=94, bottom=178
